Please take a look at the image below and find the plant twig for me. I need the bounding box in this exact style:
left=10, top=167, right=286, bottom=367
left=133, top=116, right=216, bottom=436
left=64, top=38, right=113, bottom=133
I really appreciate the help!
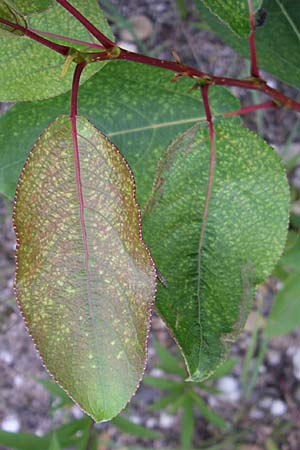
left=248, top=0, right=260, bottom=78
left=223, top=100, right=277, bottom=118
left=0, top=17, right=70, bottom=56
left=55, top=0, right=114, bottom=48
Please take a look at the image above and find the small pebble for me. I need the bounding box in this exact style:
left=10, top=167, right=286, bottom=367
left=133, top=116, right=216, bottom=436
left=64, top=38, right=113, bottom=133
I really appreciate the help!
left=267, top=350, right=281, bottom=366
left=217, top=376, right=241, bottom=403
left=1, top=415, right=20, bottom=432
left=0, top=350, right=13, bottom=365
left=150, top=368, right=164, bottom=378
left=71, top=405, right=84, bottom=419
left=129, top=415, right=141, bottom=425
left=259, top=397, right=273, bottom=409
left=146, top=417, right=157, bottom=428
left=249, top=408, right=264, bottom=420
left=159, top=412, right=175, bottom=429
left=270, top=399, right=287, bottom=417
left=292, top=349, right=300, bottom=380
left=14, top=375, right=24, bottom=387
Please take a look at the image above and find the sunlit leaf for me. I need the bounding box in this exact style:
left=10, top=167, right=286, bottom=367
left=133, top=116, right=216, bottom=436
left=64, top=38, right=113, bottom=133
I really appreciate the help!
left=0, top=0, right=113, bottom=100
left=143, top=118, right=289, bottom=381
left=14, top=115, right=156, bottom=421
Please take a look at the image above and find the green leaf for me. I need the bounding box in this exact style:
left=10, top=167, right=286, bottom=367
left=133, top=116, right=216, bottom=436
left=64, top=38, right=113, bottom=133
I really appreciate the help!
left=48, top=434, right=61, bottom=450
left=0, top=0, right=113, bottom=101
left=142, top=119, right=289, bottom=381
left=12, top=0, right=51, bottom=14
left=148, top=391, right=182, bottom=411
left=0, top=0, right=26, bottom=37
left=198, top=0, right=262, bottom=37
left=14, top=115, right=156, bottom=422
left=153, top=337, right=187, bottom=377
left=195, top=0, right=300, bottom=87
left=279, top=232, right=300, bottom=273
left=265, top=273, right=300, bottom=337
left=0, top=431, right=45, bottom=450
left=189, top=391, right=228, bottom=429
left=181, top=396, right=194, bottom=450
left=112, top=416, right=161, bottom=439
left=0, top=61, right=239, bottom=202
left=143, top=376, right=184, bottom=390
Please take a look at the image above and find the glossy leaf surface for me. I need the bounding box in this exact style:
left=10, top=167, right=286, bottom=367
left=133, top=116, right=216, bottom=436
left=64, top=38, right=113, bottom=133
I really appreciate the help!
left=14, top=115, right=156, bottom=421
left=142, top=119, right=289, bottom=381
left=0, top=62, right=239, bottom=202
left=196, top=0, right=300, bottom=87
left=198, top=0, right=262, bottom=36
left=0, top=0, right=113, bottom=101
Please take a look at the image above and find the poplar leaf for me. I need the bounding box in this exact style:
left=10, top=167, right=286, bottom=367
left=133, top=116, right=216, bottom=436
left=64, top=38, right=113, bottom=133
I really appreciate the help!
left=143, top=119, right=289, bottom=381
left=0, top=0, right=113, bottom=101
left=14, top=115, right=156, bottom=422
left=0, top=0, right=26, bottom=37
left=198, top=0, right=262, bottom=37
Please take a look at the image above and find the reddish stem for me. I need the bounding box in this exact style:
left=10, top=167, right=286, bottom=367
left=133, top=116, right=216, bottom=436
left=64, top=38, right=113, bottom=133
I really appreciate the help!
left=197, top=85, right=216, bottom=300
left=0, top=17, right=69, bottom=56
left=90, top=49, right=300, bottom=112
left=28, top=28, right=105, bottom=49
left=55, top=0, right=114, bottom=48
left=70, top=63, right=94, bottom=332
left=223, top=100, right=276, bottom=118
left=248, top=0, right=260, bottom=78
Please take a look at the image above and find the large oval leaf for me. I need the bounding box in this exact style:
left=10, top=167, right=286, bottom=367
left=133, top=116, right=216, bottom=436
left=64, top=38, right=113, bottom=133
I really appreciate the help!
left=0, top=62, right=239, bottom=202
left=142, top=118, right=289, bottom=381
left=198, top=0, right=262, bottom=37
left=0, top=0, right=113, bottom=101
left=13, top=115, right=156, bottom=421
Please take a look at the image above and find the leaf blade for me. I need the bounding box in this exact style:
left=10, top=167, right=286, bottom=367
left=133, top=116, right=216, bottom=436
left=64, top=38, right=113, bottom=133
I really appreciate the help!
left=14, top=115, right=156, bottom=421
left=142, top=119, right=289, bottom=380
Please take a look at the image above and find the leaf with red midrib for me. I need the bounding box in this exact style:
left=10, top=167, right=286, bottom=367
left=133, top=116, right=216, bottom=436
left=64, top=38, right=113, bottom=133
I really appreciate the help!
left=13, top=115, right=156, bottom=422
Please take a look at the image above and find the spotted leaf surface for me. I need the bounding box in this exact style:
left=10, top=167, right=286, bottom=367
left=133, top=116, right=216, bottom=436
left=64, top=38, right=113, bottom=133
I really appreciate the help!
left=198, top=0, right=262, bottom=36
left=14, top=115, right=156, bottom=421
left=196, top=0, right=300, bottom=88
left=143, top=119, right=289, bottom=381
left=0, top=0, right=113, bottom=101
left=0, top=0, right=26, bottom=37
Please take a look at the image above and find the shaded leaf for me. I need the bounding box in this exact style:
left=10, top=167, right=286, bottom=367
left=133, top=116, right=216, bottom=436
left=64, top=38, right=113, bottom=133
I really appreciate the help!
left=0, top=0, right=113, bottom=101
left=112, top=416, right=161, bottom=439
left=265, top=273, right=300, bottom=337
left=14, top=115, right=156, bottom=421
left=153, top=337, right=187, bottom=377
left=143, top=376, right=184, bottom=390
left=148, top=391, right=182, bottom=411
left=0, top=61, right=239, bottom=202
left=48, top=434, right=61, bottom=450
left=196, top=0, right=300, bottom=87
left=181, top=396, right=194, bottom=450
left=198, top=0, right=262, bottom=37
left=142, top=119, right=289, bottom=381
left=189, top=391, right=228, bottom=429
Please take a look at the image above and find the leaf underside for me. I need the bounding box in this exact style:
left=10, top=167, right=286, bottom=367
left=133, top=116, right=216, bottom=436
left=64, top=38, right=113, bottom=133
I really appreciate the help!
left=143, top=119, right=289, bottom=381
left=14, top=115, right=156, bottom=421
